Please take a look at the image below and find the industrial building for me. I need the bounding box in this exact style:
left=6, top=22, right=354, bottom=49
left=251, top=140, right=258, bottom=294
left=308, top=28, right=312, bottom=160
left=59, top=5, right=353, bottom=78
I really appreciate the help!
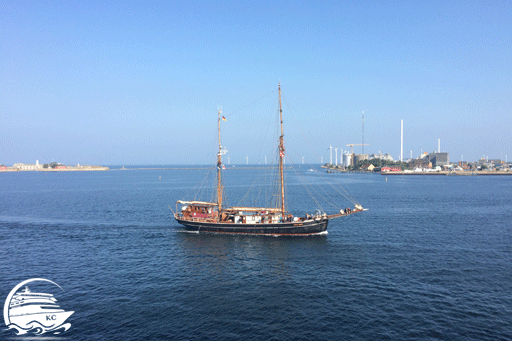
left=428, top=152, right=449, bottom=166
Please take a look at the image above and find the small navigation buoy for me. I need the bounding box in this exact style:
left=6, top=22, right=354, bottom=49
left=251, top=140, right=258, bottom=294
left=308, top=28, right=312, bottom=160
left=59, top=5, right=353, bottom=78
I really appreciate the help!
left=159, top=176, right=161, bottom=180
left=386, top=177, right=387, bottom=182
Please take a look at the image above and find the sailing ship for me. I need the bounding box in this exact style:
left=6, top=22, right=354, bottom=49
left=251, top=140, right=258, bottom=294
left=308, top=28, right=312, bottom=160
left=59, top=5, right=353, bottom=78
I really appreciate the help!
left=174, top=84, right=364, bottom=235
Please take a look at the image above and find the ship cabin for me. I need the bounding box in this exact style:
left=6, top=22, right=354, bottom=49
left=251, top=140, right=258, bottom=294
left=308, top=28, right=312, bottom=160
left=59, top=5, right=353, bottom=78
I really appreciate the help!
left=220, top=207, right=284, bottom=224
left=177, top=201, right=218, bottom=221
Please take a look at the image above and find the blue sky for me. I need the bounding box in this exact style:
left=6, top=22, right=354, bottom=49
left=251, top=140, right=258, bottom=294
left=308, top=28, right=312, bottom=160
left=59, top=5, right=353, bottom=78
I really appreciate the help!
left=1, top=1, right=511, bottom=165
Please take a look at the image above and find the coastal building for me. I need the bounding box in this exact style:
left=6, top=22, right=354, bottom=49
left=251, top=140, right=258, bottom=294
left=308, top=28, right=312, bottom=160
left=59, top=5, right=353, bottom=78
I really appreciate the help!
left=428, top=152, right=449, bottom=166
left=360, top=164, right=375, bottom=172
left=381, top=166, right=402, bottom=172
left=488, top=159, right=502, bottom=165
left=369, top=153, right=394, bottom=162
left=409, top=158, right=432, bottom=169
left=12, top=161, right=43, bottom=171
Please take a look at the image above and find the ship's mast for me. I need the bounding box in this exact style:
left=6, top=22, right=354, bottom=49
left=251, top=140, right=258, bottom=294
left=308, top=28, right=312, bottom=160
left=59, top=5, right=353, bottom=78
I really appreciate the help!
left=278, top=83, right=285, bottom=215
left=217, top=109, right=223, bottom=214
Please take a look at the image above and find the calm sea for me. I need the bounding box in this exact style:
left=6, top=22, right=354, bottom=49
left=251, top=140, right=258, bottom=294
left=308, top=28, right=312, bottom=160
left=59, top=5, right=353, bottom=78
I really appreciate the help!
left=1, top=166, right=511, bottom=340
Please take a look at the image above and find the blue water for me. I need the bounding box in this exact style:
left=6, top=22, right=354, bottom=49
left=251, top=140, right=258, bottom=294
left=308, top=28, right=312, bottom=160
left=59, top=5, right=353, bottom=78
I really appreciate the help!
left=1, top=167, right=511, bottom=340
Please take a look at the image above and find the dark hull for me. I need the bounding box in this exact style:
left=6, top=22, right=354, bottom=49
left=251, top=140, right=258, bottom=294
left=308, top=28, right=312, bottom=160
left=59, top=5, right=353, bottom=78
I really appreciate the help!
left=175, top=218, right=329, bottom=235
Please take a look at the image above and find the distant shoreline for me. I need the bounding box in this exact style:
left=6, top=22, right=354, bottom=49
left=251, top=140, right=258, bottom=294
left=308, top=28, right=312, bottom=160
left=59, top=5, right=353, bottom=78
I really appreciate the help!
left=0, top=166, right=291, bottom=172
left=0, top=166, right=109, bottom=172
left=3, top=166, right=510, bottom=175
left=382, top=171, right=512, bottom=176
left=113, top=166, right=285, bottom=170
left=321, top=165, right=512, bottom=176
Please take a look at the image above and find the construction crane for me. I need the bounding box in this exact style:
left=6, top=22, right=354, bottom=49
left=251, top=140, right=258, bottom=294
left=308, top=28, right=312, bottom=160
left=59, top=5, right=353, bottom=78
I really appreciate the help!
left=346, top=144, right=369, bottom=166
left=346, top=144, right=369, bottom=155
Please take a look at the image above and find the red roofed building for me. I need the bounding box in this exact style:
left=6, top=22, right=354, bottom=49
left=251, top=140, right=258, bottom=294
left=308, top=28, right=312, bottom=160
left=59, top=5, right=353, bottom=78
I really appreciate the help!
left=381, top=167, right=402, bottom=172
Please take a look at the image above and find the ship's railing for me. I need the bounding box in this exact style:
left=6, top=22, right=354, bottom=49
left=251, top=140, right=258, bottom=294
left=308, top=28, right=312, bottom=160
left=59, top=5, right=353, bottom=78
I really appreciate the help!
left=326, top=208, right=363, bottom=220
left=176, top=215, right=219, bottom=223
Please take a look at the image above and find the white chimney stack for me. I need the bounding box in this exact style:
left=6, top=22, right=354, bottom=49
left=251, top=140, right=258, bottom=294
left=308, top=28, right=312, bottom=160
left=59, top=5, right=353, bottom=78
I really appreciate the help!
left=400, top=120, right=403, bottom=162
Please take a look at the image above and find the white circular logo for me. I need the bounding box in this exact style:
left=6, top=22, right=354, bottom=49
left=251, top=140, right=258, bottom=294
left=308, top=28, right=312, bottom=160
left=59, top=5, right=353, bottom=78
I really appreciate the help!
left=4, top=278, right=74, bottom=335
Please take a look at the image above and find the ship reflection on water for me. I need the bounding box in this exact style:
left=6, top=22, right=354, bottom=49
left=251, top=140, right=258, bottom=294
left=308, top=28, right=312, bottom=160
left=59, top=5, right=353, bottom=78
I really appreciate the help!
left=176, top=231, right=329, bottom=281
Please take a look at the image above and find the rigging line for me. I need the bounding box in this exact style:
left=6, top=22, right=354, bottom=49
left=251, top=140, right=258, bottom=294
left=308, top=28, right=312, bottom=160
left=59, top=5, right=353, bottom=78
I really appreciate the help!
left=236, top=97, right=280, bottom=208
left=314, top=165, right=359, bottom=205
left=237, top=168, right=265, bottom=206
left=287, top=149, right=343, bottom=211
left=313, top=163, right=359, bottom=205
left=224, top=90, right=275, bottom=118
left=193, top=167, right=213, bottom=201
left=237, top=164, right=278, bottom=208
left=282, top=95, right=359, bottom=205
left=313, top=165, right=358, bottom=205
left=282, top=95, right=322, bottom=163
left=192, top=151, right=216, bottom=201
left=326, top=178, right=359, bottom=205
left=237, top=162, right=275, bottom=207
left=248, top=97, right=279, bottom=204
left=287, top=141, right=355, bottom=209
left=311, top=177, right=346, bottom=210
left=286, top=154, right=325, bottom=212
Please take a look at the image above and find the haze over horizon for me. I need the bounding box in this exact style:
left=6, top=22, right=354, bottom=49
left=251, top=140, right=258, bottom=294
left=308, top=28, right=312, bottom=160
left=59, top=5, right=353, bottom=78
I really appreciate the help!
left=2, top=1, right=511, bottom=166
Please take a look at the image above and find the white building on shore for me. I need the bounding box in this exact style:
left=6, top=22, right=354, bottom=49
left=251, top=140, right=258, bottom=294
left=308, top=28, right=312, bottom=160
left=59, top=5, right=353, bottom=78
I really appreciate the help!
left=12, top=160, right=43, bottom=171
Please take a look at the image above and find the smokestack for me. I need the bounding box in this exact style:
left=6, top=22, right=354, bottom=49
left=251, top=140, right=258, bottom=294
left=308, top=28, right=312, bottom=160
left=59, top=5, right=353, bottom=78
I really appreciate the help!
left=400, top=119, right=403, bottom=162
left=438, top=139, right=440, bottom=153
left=362, top=111, right=365, bottom=155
